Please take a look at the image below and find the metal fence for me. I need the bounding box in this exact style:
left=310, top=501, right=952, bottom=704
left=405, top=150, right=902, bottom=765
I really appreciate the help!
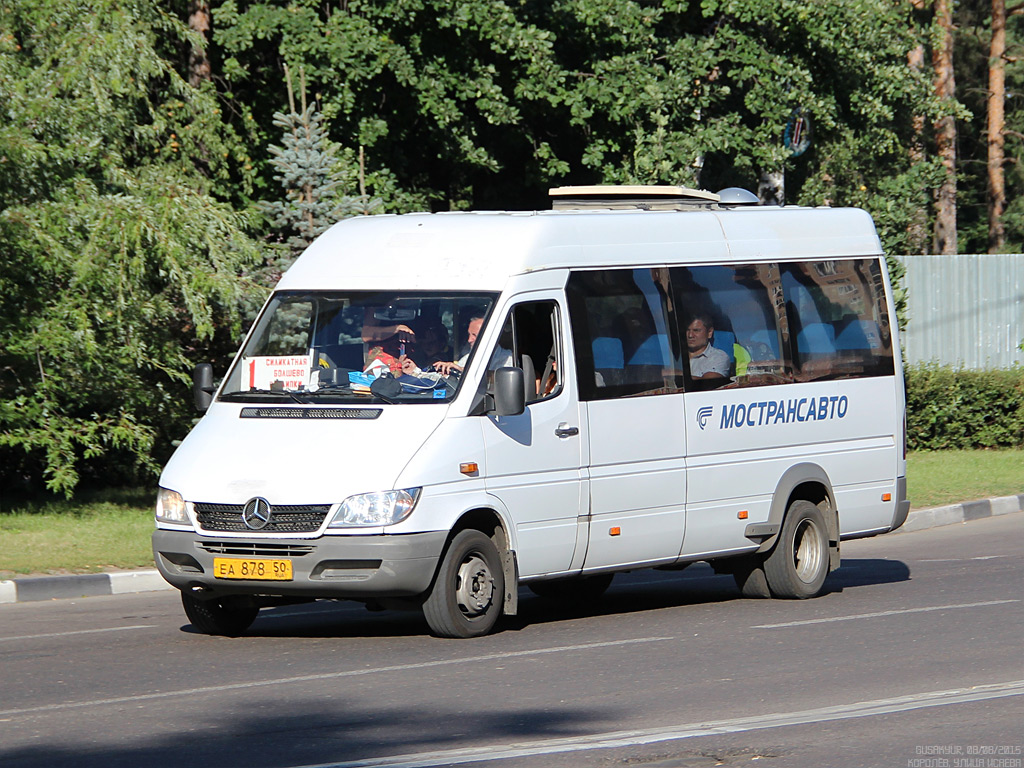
left=895, top=253, right=1024, bottom=370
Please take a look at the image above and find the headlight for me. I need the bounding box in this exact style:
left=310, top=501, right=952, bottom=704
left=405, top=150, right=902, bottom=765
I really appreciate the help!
left=155, top=488, right=188, bottom=524
left=328, top=488, right=421, bottom=528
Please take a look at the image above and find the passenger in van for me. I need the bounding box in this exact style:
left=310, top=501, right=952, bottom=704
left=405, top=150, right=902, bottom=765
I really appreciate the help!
left=412, top=320, right=452, bottom=368
left=396, top=320, right=456, bottom=377
left=615, top=306, right=655, bottom=363
left=686, top=313, right=730, bottom=380
left=362, top=307, right=417, bottom=362
left=536, top=357, right=558, bottom=397
left=405, top=315, right=512, bottom=376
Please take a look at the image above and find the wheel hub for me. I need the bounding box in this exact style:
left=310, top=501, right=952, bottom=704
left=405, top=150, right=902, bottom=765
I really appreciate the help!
left=455, top=554, right=494, bottom=616
left=793, top=519, right=824, bottom=583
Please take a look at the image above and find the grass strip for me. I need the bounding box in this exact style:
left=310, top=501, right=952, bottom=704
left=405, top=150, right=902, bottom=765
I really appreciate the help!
left=906, top=448, right=1024, bottom=509
left=0, top=490, right=154, bottom=578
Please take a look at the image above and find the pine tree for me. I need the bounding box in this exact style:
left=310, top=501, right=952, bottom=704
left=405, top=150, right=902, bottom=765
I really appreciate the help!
left=259, top=65, right=377, bottom=278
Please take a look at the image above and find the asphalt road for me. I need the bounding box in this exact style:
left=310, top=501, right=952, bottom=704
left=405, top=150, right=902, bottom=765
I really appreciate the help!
left=1, top=514, right=1021, bottom=768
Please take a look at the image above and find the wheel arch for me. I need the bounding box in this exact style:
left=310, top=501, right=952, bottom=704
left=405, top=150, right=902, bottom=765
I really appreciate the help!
left=439, top=505, right=519, bottom=616
left=754, top=463, right=840, bottom=569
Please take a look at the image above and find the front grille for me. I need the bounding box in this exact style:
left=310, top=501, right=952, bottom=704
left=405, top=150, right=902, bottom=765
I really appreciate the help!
left=198, top=541, right=316, bottom=557
left=194, top=502, right=331, bottom=533
left=239, top=407, right=381, bottom=420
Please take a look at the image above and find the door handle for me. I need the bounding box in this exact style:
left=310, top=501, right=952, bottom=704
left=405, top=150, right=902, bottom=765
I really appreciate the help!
left=555, top=423, right=579, bottom=438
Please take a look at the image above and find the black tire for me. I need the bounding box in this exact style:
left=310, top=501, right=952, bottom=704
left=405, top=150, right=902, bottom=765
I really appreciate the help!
left=528, top=573, right=614, bottom=604
left=181, top=592, right=259, bottom=636
left=764, top=500, right=830, bottom=599
left=732, top=558, right=772, bottom=599
left=423, top=529, right=505, bottom=638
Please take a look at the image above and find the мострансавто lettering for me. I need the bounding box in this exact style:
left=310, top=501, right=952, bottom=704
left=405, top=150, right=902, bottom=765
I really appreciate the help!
left=720, top=396, right=849, bottom=429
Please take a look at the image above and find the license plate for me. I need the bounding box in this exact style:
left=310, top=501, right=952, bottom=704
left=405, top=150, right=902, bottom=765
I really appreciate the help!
left=213, top=557, right=293, bottom=581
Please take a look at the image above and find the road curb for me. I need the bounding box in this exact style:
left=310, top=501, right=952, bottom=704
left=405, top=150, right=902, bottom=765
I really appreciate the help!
left=895, top=493, right=1024, bottom=534
left=2, top=496, right=1022, bottom=605
left=0, top=569, right=173, bottom=605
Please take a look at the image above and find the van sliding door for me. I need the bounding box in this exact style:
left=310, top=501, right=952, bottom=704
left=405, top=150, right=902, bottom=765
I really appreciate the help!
left=566, top=268, right=687, bottom=571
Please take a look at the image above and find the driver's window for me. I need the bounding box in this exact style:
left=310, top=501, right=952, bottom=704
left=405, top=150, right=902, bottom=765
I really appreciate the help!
left=493, top=300, right=561, bottom=402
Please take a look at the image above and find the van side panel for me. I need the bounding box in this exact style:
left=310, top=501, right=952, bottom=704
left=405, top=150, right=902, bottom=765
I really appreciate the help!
left=584, top=395, right=687, bottom=569
left=683, top=376, right=900, bottom=554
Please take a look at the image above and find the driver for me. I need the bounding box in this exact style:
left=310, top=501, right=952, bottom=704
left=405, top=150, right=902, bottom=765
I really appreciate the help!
left=401, top=315, right=512, bottom=377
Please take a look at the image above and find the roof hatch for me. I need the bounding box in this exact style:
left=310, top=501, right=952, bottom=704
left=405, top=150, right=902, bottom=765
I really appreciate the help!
left=549, top=184, right=721, bottom=211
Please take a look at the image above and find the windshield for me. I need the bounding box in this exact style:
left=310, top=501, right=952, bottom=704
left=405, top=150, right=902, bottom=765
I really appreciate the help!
left=220, top=291, right=498, bottom=404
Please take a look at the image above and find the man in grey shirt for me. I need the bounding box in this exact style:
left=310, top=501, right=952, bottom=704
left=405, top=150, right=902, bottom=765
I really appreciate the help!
left=686, top=313, right=731, bottom=380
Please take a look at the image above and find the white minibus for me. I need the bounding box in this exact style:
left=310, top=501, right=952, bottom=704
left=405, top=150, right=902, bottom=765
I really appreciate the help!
left=153, top=186, right=911, bottom=638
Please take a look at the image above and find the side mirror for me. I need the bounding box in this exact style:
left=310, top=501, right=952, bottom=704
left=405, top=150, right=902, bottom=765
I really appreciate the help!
left=493, top=367, right=525, bottom=417
left=192, top=364, right=215, bottom=412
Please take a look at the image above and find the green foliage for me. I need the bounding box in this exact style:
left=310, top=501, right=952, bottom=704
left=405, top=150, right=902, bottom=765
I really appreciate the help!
left=953, top=0, right=1024, bottom=253
left=885, top=254, right=908, bottom=333
left=215, top=0, right=566, bottom=210
left=0, top=0, right=267, bottom=496
left=258, top=66, right=376, bottom=276
left=212, top=0, right=939, bottom=232
left=905, top=364, right=1024, bottom=451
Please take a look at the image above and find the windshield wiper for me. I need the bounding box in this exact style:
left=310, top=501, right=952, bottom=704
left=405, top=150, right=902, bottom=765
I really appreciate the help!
left=221, top=388, right=309, bottom=403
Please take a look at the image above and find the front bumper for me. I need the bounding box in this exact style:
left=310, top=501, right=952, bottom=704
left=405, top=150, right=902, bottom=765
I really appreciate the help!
left=152, top=529, right=448, bottom=600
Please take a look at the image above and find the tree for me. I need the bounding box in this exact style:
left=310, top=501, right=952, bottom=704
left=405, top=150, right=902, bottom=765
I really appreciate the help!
left=907, top=0, right=931, bottom=254
left=933, top=0, right=959, bottom=253
left=189, top=0, right=213, bottom=86
left=214, top=0, right=566, bottom=211
left=986, top=0, right=1024, bottom=252
left=944, top=0, right=1024, bottom=253
left=212, top=0, right=939, bottom=248
left=0, top=0, right=266, bottom=495
left=690, top=1, right=941, bottom=254
left=259, top=64, right=372, bottom=278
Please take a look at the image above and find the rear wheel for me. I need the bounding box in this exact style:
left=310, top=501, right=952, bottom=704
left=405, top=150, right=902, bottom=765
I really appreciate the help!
left=423, top=530, right=504, bottom=638
left=764, top=500, right=830, bottom=599
left=528, top=573, right=614, bottom=604
left=181, top=592, right=259, bottom=636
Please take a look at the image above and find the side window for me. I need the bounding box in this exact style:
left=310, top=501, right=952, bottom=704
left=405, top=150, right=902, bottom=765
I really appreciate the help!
left=781, top=259, right=895, bottom=380
left=672, top=264, right=791, bottom=390
left=567, top=268, right=681, bottom=401
left=491, top=300, right=562, bottom=401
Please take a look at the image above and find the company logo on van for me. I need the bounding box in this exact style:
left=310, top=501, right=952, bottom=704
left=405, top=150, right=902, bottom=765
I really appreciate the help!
left=719, top=396, right=849, bottom=430
left=242, top=497, right=273, bottom=530
left=697, top=396, right=851, bottom=431
left=696, top=406, right=714, bottom=430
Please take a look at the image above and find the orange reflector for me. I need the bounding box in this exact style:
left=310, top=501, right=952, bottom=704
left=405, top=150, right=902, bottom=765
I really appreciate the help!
left=460, top=462, right=479, bottom=475
left=609, top=526, right=621, bottom=536
left=882, top=493, right=892, bottom=502
left=738, top=510, right=749, bottom=520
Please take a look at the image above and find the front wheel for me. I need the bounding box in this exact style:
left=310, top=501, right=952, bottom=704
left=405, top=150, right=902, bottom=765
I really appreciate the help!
left=423, top=529, right=505, bottom=638
left=181, top=592, right=259, bottom=636
left=764, top=500, right=830, bottom=599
